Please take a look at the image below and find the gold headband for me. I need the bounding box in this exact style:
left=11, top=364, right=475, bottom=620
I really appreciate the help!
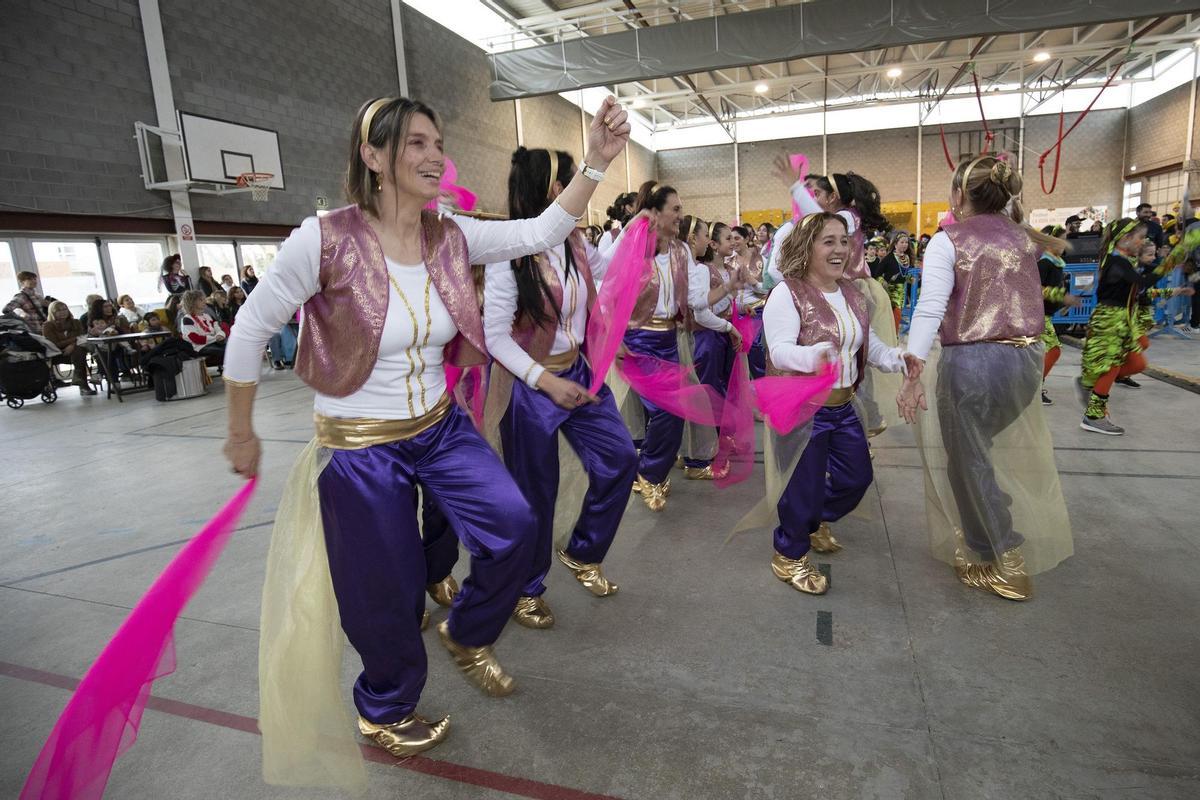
left=685, top=217, right=698, bottom=240
left=360, top=98, right=394, bottom=145
left=960, top=154, right=995, bottom=186
left=546, top=151, right=559, bottom=201
left=649, top=183, right=661, bottom=197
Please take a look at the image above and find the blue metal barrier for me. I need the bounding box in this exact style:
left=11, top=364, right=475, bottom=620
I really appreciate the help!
left=1053, top=263, right=1098, bottom=326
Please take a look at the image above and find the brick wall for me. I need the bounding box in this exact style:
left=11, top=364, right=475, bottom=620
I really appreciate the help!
left=657, top=144, right=736, bottom=224
left=736, top=136, right=824, bottom=214
left=1127, top=81, right=1197, bottom=176
left=403, top=6, right=516, bottom=216
left=0, top=0, right=163, bottom=216
left=1021, top=109, right=1125, bottom=215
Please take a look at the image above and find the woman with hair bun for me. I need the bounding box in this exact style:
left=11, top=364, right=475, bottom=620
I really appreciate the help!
left=901, top=154, right=1074, bottom=602
left=223, top=94, right=629, bottom=781
left=481, top=146, right=637, bottom=631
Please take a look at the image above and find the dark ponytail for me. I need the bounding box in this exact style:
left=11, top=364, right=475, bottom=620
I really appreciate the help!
left=834, top=172, right=889, bottom=234
left=507, top=147, right=577, bottom=327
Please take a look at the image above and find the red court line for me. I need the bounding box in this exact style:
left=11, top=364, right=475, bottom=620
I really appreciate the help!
left=0, top=660, right=624, bottom=800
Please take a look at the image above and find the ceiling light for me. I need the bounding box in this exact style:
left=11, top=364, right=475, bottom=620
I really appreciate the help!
left=754, top=82, right=769, bottom=94
left=886, top=67, right=902, bottom=78
left=632, top=98, right=646, bottom=109
left=1033, top=51, right=1051, bottom=62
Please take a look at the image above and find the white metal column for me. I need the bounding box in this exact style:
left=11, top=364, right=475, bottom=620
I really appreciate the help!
left=514, top=98, right=525, bottom=146
left=390, top=0, right=409, bottom=96
left=138, top=0, right=198, bottom=277
left=733, top=131, right=741, bottom=222
left=916, top=122, right=923, bottom=236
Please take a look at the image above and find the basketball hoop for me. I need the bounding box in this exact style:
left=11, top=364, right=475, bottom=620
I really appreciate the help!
left=236, top=172, right=274, bottom=202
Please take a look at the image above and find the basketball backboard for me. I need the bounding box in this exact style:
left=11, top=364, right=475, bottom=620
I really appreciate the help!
left=135, top=111, right=284, bottom=195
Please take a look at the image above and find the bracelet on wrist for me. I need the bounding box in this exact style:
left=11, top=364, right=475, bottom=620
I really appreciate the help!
left=579, top=161, right=606, bottom=182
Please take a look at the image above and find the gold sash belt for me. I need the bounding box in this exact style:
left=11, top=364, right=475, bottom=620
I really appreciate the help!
left=636, top=317, right=676, bottom=332
left=824, top=386, right=856, bottom=407
left=990, top=335, right=1039, bottom=348
left=314, top=393, right=452, bottom=450
left=541, top=348, right=580, bottom=374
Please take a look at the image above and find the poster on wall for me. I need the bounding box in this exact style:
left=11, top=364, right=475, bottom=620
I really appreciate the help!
left=1029, top=206, right=1109, bottom=232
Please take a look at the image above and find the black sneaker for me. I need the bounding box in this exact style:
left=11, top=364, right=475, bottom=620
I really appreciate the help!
left=1080, top=416, right=1124, bottom=435
left=1116, top=377, right=1141, bottom=388
left=1041, top=390, right=1053, bottom=406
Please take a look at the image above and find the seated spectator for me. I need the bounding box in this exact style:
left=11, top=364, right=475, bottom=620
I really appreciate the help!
left=41, top=301, right=95, bottom=395
left=149, top=293, right=184, bottom=332
left=178, top=289, right=226, bottom=362
left=78, top=293, right=103, bottom=330
left=207, top=288, right=234, bottom=331
left=197, top=266, right=220, bottom=296
left=220, top=273, right=236, bottom=291
left=160, top=254, right=191, bottom=294
left=3, top=271, right=51, bottom=334
left=1065, top=215, right=1083, bottom=238
left=140, top=311, right=169, bottom=335
left=116, top=294, right=144, bottom=327
left=87, top=298, right=129, bottom=337
left=227, top=286, right=247, bottom=319
left=240, top=265, right=259, bottom=294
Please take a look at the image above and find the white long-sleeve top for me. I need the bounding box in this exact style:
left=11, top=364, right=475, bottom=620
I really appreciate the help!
left=763, top=282, right=904, bottom=388
left=225, top=203, right=580, bottom=419
left=688, top=256, right=733, bottom=334
left=904, top=231, right=955, bottom=361
left=484, top=237, right=617, bottom=388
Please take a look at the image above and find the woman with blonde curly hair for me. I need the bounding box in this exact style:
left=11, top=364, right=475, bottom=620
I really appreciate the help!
left=760, top=212, right=907, bottom=595
left=901, top=154, right=1075, bottom=601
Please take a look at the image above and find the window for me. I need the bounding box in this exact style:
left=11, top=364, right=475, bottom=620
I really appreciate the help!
left=1143, top=171, right=1185, bottom=214
left=238, top=242, right=279, bottom=278
left=1122, top=181, right=1142, bottom=218
left=196, top=242, right=238, bottom=283
left=32, top=240, right=105, bottom=315
left=0, top=242, right=16, bottom=304
left=108, top=240, right=167, bottom=308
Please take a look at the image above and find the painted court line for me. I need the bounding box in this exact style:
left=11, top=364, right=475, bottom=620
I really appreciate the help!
left=0, top=661, right=624, bottom=800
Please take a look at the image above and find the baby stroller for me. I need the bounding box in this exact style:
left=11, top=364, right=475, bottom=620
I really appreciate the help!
left=0, top=321, right=58, bottom=409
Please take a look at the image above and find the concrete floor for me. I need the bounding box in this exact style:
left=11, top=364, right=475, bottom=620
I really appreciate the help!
left=2, top=344, right=1198, bottom=800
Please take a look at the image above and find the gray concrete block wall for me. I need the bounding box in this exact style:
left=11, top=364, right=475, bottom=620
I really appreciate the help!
left=520, top=95, right=584, bottom=166
left=1021, top=109, right=1125, bottom=216
left=737, top=135, right=825, bottom=213
left=827, top=127, right=920, bottom=205
left=657, top=144, right=736, bottom=224
left=159, top=0, right=397, bottom=225
left=627, top=140, right=656, bottom=193
left=1127, top=81, right=1194, bottom=176
left=0, top=0, right=165, bottom=217
left=402, top=7, right=516, bottom=216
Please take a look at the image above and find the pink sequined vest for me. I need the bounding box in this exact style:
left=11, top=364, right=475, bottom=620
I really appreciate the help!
left=842, top=208, right=871, bottom=282
left=628, top=238, right=691, bottom=329
left=295, top=205, right=486, bottom=397
left=940, top=213, right=1043, bottom=346
left=766, top=277, right=869, bottom=389
left=511, top=230, right=596, bottom=361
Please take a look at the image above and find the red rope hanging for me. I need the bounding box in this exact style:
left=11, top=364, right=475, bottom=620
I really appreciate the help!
left=1038, top=60, right=1125, bottom=195
left=937, top=64, right=994, bottom=171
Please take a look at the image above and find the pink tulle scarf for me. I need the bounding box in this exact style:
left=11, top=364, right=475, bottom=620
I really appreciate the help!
left=752, top=362, right=840, bottom=435
left=586, top=216, right=656, bottom=394
left=20, top=479, right=258, bottom=800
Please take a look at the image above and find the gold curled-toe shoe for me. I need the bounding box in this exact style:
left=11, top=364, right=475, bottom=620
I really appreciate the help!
left=771, top=552, right=829, bottom=595
left=512, top=595, right=555, bottom=629
left=436, top=620, right=516, bottom=696
left=953, top=547, right=1032, bottom=601
left=867, top=420, right=888, bottom=438
left=357, top=713, right=450, bottom=757
left=683, top=465, right=714, bottom=480
left=634, top=475, right=670, bottom=511
left=420, top=609, right=431, bottom=632
left=557, top=549, right=618, bottom=597
left=426, top=575, right=459, bottom=608
left=808, top=522, right=843, bottom=554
